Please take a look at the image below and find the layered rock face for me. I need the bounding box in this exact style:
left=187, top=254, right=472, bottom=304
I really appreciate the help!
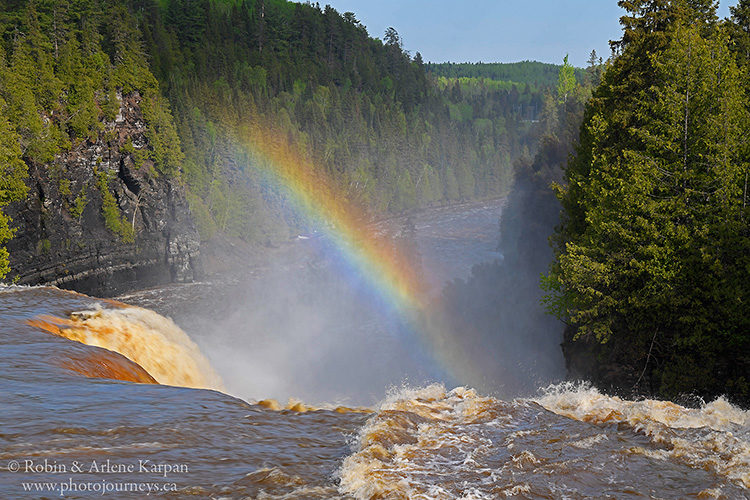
left=5, top=92, right=201, bottom=297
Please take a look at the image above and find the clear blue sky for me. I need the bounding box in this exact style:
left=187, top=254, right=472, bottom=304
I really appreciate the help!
left=313, top=1, right=738, bottom=67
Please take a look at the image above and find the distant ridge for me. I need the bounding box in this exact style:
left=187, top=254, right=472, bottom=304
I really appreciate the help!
left=426, top=61, right=585, bottom=87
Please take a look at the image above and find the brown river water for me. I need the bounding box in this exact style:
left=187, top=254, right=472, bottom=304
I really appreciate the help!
left=0, top=202, right=748, bottom=498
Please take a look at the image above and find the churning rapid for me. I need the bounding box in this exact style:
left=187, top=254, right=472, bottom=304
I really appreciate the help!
left=1, top=202, right=748, bottom=498
left=340, top=385, right=749, bottom=498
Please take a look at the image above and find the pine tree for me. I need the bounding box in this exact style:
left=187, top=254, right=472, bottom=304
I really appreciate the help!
left=546, top=0, right=750, bottom=402
left=585, top=49, right=603, bottom=87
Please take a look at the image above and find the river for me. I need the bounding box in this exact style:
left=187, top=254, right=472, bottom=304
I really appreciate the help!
left=0, top=200, right=747, bottom=498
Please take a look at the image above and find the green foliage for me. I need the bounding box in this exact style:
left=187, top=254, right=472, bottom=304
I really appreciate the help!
left=557, top=55, right=576, bottom=104
left=36, top=238, right=51, bottom=254
left=57, top=37, right=100, bottom=140
left=71, top=185, right=88, bottom=220
left=186, top=191, right=217, bottom=241
left=428, top=74, right=589, bottom=394
left=58, top=178, right=72, bottom=197
left=0, top=0, right=181, bottom=161
left=427, top=61, right=586, bottom=87
left=0, top=0, right=563, bottom=257
left=547, top=1, right=750, bottom=404
left=141, top=94, right=184, bottom=177
left=0, top=98, right=29, bottom=280
left=97, top=171, right=134, bottom=243
left=102, top=88, right=120, bottom=123
left=0, top=0, right=192, bottom=267
left=128, top=0, right=542, bottom=242
left=121, top=138, right=135, bottom=154
left=0, top=0, right=548, bottom=249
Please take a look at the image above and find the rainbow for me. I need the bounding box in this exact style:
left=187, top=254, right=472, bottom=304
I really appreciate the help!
left=237, top=120, right=428, bottom=315
left=230, top=118, right=490, bottom=388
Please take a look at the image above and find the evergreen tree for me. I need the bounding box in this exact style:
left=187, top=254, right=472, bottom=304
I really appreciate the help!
left=585, top=49, right=603, bottom=87
left=729, top=0, right=750, bottom=66
left=0, top=98, right=28, bottom=280
left=546, top=0, right=749, bottom=403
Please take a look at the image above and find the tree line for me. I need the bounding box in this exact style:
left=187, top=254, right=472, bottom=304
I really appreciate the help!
left=0, top=0, right=569, bottom=273
left=133, top=0, right=554, bottom=241
left=427, top=60, right=587, bottom=88
left=545, top=0, right=750, bottom=405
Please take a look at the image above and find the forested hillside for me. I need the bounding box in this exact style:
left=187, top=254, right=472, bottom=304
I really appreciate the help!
left=427, top=60, right=588, bottom=87
left=0, top=0, right=198, bottom=290
left=0, top=0, right=563, bottom=279
left=545, top=0, right=750, bottom=405
left=133, top=0, right=553, bottom=241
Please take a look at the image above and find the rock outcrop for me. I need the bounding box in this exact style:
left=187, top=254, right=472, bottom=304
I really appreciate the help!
left=5, top=92, right=201, bottom=297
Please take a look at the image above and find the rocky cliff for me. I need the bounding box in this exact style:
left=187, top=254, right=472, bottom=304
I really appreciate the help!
left=5, top=91, right=201, bottom=297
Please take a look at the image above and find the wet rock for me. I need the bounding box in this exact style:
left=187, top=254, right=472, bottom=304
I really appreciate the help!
left=5, top=92, right=202, bottom=297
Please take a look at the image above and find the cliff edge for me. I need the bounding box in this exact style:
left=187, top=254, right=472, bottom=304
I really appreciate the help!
left=5, top=91, right=201, bottom=297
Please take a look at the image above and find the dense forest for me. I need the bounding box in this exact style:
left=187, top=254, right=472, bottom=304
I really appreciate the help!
left=545, top=0, right=750, bottom=405
left=427, top=60, right=588, bottom=88
left=135, top=0, right=557, bottom=241
left=0, top=0, right=570, bottom=277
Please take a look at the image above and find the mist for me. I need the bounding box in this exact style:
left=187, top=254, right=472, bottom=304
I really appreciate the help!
left=426, top=171, right=567, bottom=400
left=177, top=187, right=566, bottom=406
left=186, top=234, right=439, bottom=407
